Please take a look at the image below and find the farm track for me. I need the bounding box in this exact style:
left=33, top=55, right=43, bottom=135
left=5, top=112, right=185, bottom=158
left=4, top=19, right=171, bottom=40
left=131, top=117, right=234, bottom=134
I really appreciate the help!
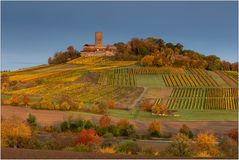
left=2, top=106, right=237, bottom=136
left=129, top=87, right=148, bottom=109
left=1, top=148, right=155, bottom=159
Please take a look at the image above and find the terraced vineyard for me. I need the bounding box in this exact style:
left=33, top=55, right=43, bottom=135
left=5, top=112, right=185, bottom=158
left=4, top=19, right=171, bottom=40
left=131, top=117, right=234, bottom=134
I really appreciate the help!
left=167, top=87, right=238, bottom=110
left=223, top=71, right=238, bottom=84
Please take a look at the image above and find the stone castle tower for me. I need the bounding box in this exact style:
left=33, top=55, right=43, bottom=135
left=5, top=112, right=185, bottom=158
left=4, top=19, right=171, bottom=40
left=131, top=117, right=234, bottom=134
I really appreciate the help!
left=81, top=32, right=117, bottom=56
left=95, top=32, right=103, bottom=47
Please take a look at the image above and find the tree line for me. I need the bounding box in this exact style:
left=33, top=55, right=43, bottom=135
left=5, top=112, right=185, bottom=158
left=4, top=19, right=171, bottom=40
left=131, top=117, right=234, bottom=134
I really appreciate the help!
left=114, top=37, right=238, bottom=71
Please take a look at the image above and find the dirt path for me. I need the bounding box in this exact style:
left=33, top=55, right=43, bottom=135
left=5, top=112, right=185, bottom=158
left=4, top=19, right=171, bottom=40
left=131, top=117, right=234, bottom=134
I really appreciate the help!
left=2, top=106, right=237, bottom=136
left=129, top=87, right=148, bottom=109
left=1, top=148, right=155, bottom=159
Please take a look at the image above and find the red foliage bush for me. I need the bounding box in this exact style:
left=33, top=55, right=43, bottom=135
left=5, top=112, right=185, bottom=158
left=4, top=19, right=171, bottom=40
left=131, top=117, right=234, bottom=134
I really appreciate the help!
left=75, top=129, right=101, bottom=145
left=227, top=128, right=238, bottom=142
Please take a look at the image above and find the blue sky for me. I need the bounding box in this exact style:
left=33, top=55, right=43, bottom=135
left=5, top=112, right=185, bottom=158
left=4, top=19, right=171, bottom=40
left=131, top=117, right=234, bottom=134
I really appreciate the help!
left=1, top=1, right=238, bottom=70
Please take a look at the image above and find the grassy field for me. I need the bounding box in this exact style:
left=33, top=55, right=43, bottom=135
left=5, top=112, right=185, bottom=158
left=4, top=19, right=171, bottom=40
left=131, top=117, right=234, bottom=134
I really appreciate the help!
left=135, top=74, right=165, bottom=88
left=108, top=109, right=238, bottom=121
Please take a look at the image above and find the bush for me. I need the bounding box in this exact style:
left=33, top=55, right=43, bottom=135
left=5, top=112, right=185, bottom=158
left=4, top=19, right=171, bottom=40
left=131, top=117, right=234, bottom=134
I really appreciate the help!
left=108, top=125, right=120, bottom=136
left=64, top=144, right=90, bottom=152
left=117, top=140, right=141, bottom=155
left=23, top=95, right=30, bottom=106
left=219, top=136, right=238, bottom=158
left=148, top=121, right=161, bottom=137
left=107, top=99, right=115, bottom=109
left=101, top=134, right=119, bottom=148
left=27, top=114, right=37, bottom=128
left=179, top=124, right=193, bottom=139
left=60, top=121, right=69, bottom=132
left=99, top=147, right=116, bottom=153
left=2, top=116, right=32, bottom=148
left=194, top=132, right=219, bottom=157
left=60, top=119, right=94, bottom=132
left=10, top=95, right=20, bottom=106
left=151, top=103, right=168, bottom=115
left=226, top=128, right=238, bottom=142
left=40, top=98, right=54, bottom=110
left=141, top=100, right=152, bottom=112
left=166, top=133, right=192, bottom=157
left=116, top=119, right=135, bottom=136
left=99, top=115, right=111, bottom=128
left=75, top=129, right=101, bottom=145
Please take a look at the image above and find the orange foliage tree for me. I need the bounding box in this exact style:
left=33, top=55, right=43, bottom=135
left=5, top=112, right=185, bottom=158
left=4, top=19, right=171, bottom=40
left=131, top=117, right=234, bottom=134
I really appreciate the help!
left=194, top=132, right=219, bottom=157
left=141, top=100, right=152, bottom=112
left=107, top=99, right=115, bottom=109
left=75, top=129, right=101, bottom=145
left=151, top=103, right=168, bottom=115
left=99, top=115, right=111, bottom=128
left=23, top=95, right=30, bottom=106
left=148, top=121, right=161, bottom=136
left=10, top=95, right=20, bottom=106
left=227, top=128, right=238, bottom=142
left=1, top=116, right=32, bottom=148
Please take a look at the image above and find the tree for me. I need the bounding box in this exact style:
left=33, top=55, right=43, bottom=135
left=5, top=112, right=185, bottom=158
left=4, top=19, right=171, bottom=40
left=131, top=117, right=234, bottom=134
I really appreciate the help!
left=1, top=74, right=10, bottom=91
left=179, top=124, right=194, bottom=139
left=1, top=116, right=32, bottom=148
left=116, top=119, right=135, bottom=136
left=167, top=133, right=192, bottom=157
left=23, top=95, right=30, bottom=107
left=99, top=115, right=111, bottom=128
left=75, top=129, right=101, bottom=145
left=219, top=136, right=238, bottom=158
left=151, top=103, right=168, bottom=115
left=141, top=55, right=154, bottom=66
left=10, top=95, right=20, bottom=106
left=141, top=100, right=152, bottom=112
left=148, top=121, right=161, bottom=137
left=26, top=114, right=37, bottom=128
left=194, top=132, right=219, bottom=157
left=226, top=128, right=238, bottom=142
left=107, top=99, right=115, bottom=109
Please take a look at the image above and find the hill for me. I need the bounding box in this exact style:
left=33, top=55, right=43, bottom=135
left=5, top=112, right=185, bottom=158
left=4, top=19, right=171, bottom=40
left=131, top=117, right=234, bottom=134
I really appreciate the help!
left=1, top=56, right=238, bottom=121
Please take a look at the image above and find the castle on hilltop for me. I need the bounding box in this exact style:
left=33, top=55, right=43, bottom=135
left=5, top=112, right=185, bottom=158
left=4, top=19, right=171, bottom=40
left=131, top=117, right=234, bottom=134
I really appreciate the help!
left=80, top=32, right=117, bottom=57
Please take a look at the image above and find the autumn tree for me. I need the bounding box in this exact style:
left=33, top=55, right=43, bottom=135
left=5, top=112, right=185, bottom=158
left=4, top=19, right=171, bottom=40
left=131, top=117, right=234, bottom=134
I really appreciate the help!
left=179, top=124, right=194, bottom=139
left=23, top=95, right=30, bottom=107
left=116, top=119, right=135, bottom=136
left=148, top=121, right=161, bottom=137
left=75, top=129, right=101, bottom=145
left=107, top=99, right=115, bottom=109
left=226, top=128, right=238, bottom=142
left=141, top=100, right=152, bottom=112
left=99, top=115, right=111, bottom=128
left=219, top=136, right=238, bottom=158
left=151, top=103, right=168, bottom=115
left=194, top=132, right=219, bottom=157
left=1, top=116, right=32, bottom=148
left=1, top=74, right=10, bottom=91
left=10, top=95, right=20, bottom=106
left=141, top=55, right=155, bottom=66
left=166, top=133, right=192, bottom=157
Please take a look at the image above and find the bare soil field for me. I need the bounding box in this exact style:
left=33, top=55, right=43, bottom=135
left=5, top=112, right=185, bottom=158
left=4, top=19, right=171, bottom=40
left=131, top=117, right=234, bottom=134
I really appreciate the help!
left=1, top=148, right=155, bottom=159
left=1, top=105, right=237, bottom=136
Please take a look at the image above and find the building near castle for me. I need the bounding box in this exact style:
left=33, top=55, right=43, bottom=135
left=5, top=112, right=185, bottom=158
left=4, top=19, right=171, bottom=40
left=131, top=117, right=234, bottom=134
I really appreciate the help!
left=81, top=32, right=117, bottom=56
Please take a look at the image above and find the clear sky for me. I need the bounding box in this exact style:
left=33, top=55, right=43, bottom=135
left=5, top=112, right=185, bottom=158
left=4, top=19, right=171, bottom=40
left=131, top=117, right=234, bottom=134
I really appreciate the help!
left=1, top=1, right=238, bottom=70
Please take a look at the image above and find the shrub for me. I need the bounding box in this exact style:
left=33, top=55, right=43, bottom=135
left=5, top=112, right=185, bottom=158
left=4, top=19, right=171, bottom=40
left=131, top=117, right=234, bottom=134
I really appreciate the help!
left=219, top=136, right=238, bottom=158
left=148, top=121, right=161, bottom=137
left=60, top=101, right=71, bottom=110
left=64, top=144, right=90, bottom=152
left=116, top=119, right=135, bottom=136
left=101, top=134, right=119, bottom=148
left=40, top=98, right=54, bottom=110
left=10, top=95, right=20, bottom=106
left=117, top=140, right=141, bottom=155
left=166, top=133, right=192, bottom=157
left=1, top=116, right=32, bottom=148
left=151, top=103, right=168, bottom=115
left=99, top=115, right=111, bottom=128
left=99, top=147, right=117, bottom=153
left=179, top=124, right=193, bottom=139
left=23, top=95, right=30, bottom=106
left=26, top=114, right=37, bottom=128
left=226, top=128, right=238, bottom=142
left=60, top=121, right=69, bottom=132
left=141, top=100, right=152, bottom=112
left=75, top=129, right=101, bottom=145
left=107, top=99, right=115, bottom=109
left=108, top=125, right=120, bottom=136
left=194, top=132, right=219, bottom=157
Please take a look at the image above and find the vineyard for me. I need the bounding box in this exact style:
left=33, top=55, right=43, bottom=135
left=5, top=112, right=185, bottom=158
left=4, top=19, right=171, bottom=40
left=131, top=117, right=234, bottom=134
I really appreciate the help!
left=167, top=87, right=238, bottom=110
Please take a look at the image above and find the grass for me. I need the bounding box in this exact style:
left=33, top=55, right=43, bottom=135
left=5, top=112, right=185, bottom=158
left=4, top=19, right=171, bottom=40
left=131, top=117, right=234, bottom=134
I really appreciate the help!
left=107, top=109, right=238, bottom=121
left=136, top=74, right=165, bottom=88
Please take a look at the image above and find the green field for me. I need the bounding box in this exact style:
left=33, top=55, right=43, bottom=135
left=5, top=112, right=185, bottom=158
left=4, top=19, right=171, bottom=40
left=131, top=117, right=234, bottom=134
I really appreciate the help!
left=108, top=109, right=238, bottom=121
left=135, top=74, right=165, bottom=88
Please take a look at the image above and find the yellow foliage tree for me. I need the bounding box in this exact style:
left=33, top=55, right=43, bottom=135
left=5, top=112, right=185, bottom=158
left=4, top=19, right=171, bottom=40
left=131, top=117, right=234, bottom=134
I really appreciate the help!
left=141, top=55, right=155, bottom=66
left=151, top=103, right=168, bottom=115
left=194, top=132, right=220, bottom=157
left=148, top=121, right=161, bottom=136
left=1, top=116, right=32, bottom=148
